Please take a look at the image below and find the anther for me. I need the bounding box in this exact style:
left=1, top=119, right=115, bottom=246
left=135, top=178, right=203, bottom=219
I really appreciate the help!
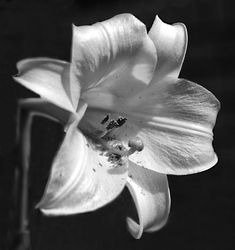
left=127, top=137, right=144, bottom=155
left=106, top=120, right=118, bottom=130
left=101, top=114, right=110, bottom=125
left=116, top=117, right=127, bottom=127
left=99, top=116, right=127, bottom=139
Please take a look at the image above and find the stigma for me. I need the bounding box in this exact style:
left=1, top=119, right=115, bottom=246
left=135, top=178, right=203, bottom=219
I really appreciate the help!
left=127, top=137, right=144, bottom=155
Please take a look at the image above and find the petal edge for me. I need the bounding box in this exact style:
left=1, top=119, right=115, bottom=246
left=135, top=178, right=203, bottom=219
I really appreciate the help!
left=14, top=58, right=76, bottom=112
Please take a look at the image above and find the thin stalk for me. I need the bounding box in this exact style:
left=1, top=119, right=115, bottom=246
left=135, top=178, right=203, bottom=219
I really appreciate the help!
left=13, top=104, right=33, bottom=250
left=11, top=98, right=77, bottom=249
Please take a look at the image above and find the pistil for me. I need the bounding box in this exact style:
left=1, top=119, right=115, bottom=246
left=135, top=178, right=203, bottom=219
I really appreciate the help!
left=127, top=137, right=144, bottom=155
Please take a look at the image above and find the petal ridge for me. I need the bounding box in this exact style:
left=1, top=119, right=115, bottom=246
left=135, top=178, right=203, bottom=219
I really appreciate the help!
left=115, top=78, right=220, bottom=175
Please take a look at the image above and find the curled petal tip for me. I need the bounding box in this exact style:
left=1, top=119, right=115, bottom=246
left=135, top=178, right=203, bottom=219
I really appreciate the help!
left=149, top=16, right=188, bottom=80
left=126, top=163, right=170, bottom=239
left=126, top=217, right=142, bottom=239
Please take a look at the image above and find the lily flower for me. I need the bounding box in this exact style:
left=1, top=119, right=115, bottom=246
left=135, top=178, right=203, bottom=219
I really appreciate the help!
left=14, top=14, right=220, bottom=239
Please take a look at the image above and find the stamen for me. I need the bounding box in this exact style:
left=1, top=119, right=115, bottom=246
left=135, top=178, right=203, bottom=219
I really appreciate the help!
left=108, top=153, right=121, bottom=163
left=104, top=137, right=144, bottom=168
left=106, top=120, right=118, bottom=130
left=104, top=140, right=128, bottom=167
left=101, top=114, right=110, bottom=124
left=116, top=117, right=127, bottom=127
left=100, top=116, right=127, bottom=138
left=105, top=116, right=127, bottom=130
left=97, top=115, right=131, bottom=167
left=127, top=137, right=144, bottom=155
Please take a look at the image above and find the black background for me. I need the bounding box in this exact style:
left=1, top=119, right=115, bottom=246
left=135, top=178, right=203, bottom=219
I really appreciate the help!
left=0, top=0, right=234, bottom=249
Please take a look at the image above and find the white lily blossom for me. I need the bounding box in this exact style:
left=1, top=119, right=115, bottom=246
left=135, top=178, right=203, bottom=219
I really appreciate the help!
left=14, top=14, right=220, bottom=239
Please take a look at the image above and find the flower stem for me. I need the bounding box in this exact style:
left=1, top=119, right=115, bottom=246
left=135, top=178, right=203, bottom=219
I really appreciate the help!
left=13, top=103, right=33, bottom=250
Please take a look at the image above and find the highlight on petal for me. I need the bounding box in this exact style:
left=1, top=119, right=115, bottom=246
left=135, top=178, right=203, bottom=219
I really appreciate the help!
left=148, top=16, right=187, bottom=81
left=126, top=162, right=170, bottom=239
left=119, top=79, right=220, bottom=175
left=37, top=123, right=128, bottom=215
left=72, top=13, right=157, bottom=104
left=14, top=58, right=78, bottom=112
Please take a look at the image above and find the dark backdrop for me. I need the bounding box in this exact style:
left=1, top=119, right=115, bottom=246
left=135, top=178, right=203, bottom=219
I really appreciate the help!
left=0, top=0, right=234, bottom=249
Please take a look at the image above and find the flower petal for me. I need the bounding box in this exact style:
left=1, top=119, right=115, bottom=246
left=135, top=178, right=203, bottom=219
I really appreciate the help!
left=37, top=123, right=128, bottom=215
left=119, top=79, right=220, bottom=175
left=72, top=13, right=157, bottom=103
left=148, top=16, right=187, bottom=81
left=126, top=162, right=170, bottom=239
left=14, top=58, right=78, bottom=112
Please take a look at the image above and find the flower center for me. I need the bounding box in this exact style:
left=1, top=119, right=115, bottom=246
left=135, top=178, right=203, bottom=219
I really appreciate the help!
left=99, top=115, right=144, bottom=168
left=80, top=113, right=144, bottom=168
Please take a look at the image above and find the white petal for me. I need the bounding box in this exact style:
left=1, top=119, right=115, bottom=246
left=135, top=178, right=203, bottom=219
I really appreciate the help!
left=126, top=162, right=170, bottom=239
left=120, top=79, right=220, bottom=175
left=72, top=13, right=157, bottom=105
left=148, top=16, right=187, bottom=81
left=37, top=123, right=128, bottom=215
left=14, top=58, right=77, bottom=112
